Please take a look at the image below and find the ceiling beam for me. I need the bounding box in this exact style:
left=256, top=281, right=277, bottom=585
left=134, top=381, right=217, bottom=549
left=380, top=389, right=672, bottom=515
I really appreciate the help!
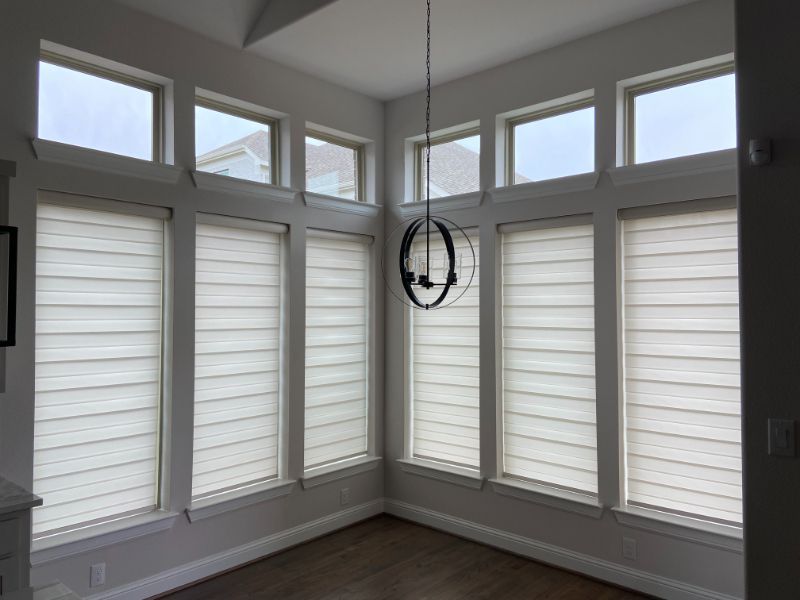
left=244, top=0, right=341, bottom=47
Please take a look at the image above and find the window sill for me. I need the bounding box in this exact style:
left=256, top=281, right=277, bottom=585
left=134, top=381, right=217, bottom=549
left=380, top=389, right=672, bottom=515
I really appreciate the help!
left=31, top=509, right=179, bottom=566
left=396, top=191, right=483, bottom=218
left=397, top=458, right=484, bottom=490
left=191, top=170, right=297, bottom=203
left=31, top=138, right=182, bottom=184
left=301, top=456, right=382, bottom=490
left=607, top=148, right=736, bottom=186
left=488, top=478, right=603, bottom=519
left=303, top=192, right=381, bottom=217
left=612, top=506, right=742, bottom=553
left=489, top=171, right=600, bottom=204
left=186, top=478, right=296, bottom=523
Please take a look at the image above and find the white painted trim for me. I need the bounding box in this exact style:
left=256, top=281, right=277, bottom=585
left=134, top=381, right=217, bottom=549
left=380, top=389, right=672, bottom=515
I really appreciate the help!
left=396, top=191, right=483, bottom=218
left=31, top=511, right=179, bottom=566
left=185, top=479, right=297, bottom=523
left=489, top=172, right=600, bottom=203
left=612, top=506, right=743, bottom=553
left=397, top=458, right=484, bottom=490
left=190, top=170, right=297, bottom=203
left=83, top=500, right=384, bottom=600
left=488, top=478, right=603, bottom=519
left=607, top=149, right=736, bottom=186
left=31, top=139, right=182, bottom=184
left=301, top=456, right=382, bottom=489
left=0, top=159, right=16, bottom=178
left=384, top=499, right=740, bottom=600
left=303, top=192, right=381, bottom=217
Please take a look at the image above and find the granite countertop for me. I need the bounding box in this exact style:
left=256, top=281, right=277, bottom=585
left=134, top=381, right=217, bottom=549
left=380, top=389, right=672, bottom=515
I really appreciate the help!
left=0, top=476, right=42, bottom=516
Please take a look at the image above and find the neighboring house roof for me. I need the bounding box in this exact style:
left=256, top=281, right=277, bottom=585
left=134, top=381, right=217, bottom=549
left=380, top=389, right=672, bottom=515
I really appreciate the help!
left=196, top=129, right=272, bottom=165
left=305, top=140, right=357, bottom=191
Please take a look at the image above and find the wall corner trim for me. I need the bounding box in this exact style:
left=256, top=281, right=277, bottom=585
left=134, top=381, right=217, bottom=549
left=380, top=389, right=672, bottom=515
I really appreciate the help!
left=396, top=458, right=484, bottom=490
left=384, top=499, right=742, bottom=600
left=607, top=149, right=737, bottom=186
left=191, top=170, right=297, bottom=203
left=185, top=479, right=297, bottom=523
left=80, top=500, right=384, bottom=600
left=303, top=192, right=381, bottom=217
left=31, top=139, right=182, bottom=184
left=301, top=456, right=382, bottom=489
left=488, top=478, right=603, bottom=518
left=395, top=191, right=483, bottom=218
left=489, top=172, right=600, bottom=204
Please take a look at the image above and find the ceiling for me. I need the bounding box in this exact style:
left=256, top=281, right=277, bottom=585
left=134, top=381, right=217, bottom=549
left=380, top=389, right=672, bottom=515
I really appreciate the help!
left=114, top=0, right=697, bottom=100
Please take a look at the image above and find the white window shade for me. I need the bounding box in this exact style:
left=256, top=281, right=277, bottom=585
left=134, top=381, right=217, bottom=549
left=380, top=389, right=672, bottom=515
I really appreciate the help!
left=411, top=231, right=480, bottom=469
left=305, top=233, right=370, bottom=470
left=193, top=220, right=283, bottom=500
left=33, top=202, right=164, bottom=537
left=622, top=207, right=742, bottom=525
left=501, top=222, right=597, bottom=494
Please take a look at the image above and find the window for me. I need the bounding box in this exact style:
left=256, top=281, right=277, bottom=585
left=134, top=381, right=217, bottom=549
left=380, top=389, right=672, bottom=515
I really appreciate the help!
left=410, top=230, right=479, bottom=469
left=416, top=130, right=480, bottom=200
left=305, top=132, right=364, bottom=201
left=304, top=232, right=371, bottom=470
left=192, top=216, right=286, bottom=501
left=627, top=65, right=736, bottom=164
left=38, top=53, right=160, bottom=161
left=33, top=194, right=167, bottom=538
left=501, top=219, right=597, bottom=495
left=508, top=102, right=594, bottom=184
left=195, top=100, right=277, bottom=184
left=621, top=205, right=742, bottom=525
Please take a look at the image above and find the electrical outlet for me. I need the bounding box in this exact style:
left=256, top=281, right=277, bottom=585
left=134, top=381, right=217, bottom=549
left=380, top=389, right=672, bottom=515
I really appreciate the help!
left=90, top=563, right=106, bottom=588
left=339, top=487, right=350, bottom=506
left=622, top=537, right=637, bottom=560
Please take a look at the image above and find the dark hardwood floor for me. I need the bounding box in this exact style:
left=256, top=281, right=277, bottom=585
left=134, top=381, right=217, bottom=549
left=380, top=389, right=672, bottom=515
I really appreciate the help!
left=161, top=515, right=650, bottom=600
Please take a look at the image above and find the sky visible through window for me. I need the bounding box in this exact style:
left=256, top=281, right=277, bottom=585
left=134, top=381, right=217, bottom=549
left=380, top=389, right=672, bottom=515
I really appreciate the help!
left=195, top=105, right=270, bottom=157
left=38, top=61, right=154, bottom=160
left=634, top=73, right=736, bottom=163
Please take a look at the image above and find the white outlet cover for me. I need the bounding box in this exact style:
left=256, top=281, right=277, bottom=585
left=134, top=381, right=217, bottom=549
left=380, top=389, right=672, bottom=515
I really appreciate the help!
left=622, top=537, right=637, bottom=560
left=90, top=563, right=106, bottom=588
left=339, top=488, right=350, bottom=505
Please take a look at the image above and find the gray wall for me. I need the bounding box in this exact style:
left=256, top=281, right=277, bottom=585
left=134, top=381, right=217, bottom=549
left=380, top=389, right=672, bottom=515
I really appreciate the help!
left=0, top=0, right=384, bottom=596
left=735, top=1, right=800, bottom=597
left=383, top=0, right=744, bottom=597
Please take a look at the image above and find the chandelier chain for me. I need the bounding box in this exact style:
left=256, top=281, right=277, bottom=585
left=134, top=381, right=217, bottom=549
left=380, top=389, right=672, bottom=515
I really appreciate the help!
left=425, top=0, right=431, bottom=267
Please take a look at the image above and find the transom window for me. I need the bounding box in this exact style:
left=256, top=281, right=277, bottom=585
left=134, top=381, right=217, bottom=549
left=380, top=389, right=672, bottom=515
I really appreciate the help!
left=626, top=64, right=736, bottom=164
left=195, top=99, right=278, bottom=185
left=507, top=101, right=595, bottom=184
left=416, top=130, right=481, bottom=200
left=305, top=132, right=364, bottom=201
left=38, top=52, right=160, bottom=161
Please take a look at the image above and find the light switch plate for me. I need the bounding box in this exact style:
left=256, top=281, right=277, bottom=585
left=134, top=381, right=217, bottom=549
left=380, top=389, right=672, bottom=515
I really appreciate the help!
left=768, top=418, right=796, bottom=457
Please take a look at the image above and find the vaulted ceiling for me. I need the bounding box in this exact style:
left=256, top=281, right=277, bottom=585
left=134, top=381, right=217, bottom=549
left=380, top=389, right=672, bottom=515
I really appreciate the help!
left=114, top=0, right=697, bottom=100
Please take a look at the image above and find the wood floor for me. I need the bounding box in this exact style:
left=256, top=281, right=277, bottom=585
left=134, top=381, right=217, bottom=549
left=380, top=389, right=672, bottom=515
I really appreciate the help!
left=161, top=515, right=650, bottom=600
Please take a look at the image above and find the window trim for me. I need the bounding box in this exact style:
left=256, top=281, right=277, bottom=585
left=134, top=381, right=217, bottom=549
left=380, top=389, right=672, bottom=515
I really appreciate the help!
left=505, top=98, right=594, bottom=186
left=414, top=127, right=481, bottom=202
left=624, top=62, right=735, bottom=165
left=305, top=129, right=365, bottom=202
left=195, top=97, right=280, bottom=186
left=39, top=50, right=164, bottom=163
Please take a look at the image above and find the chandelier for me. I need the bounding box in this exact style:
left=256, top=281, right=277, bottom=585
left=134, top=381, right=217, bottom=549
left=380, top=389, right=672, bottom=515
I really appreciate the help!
left=383, top=0, right=475, bottom=310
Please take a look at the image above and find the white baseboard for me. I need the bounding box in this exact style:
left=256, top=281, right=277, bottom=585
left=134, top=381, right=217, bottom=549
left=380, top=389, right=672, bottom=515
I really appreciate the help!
left=85, top=499, right=384, bottom=600
left=383, top=499, right=740, bottom=600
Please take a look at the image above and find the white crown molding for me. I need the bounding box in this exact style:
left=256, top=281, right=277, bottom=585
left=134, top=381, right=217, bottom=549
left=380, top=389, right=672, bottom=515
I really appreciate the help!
left=303, top=192, right=381, bottom=217
left=384, top=499, right=741, bottom=600
left=396, top=458, right=484, bottom=490
left=82, top=500, right=384, bottom=600
left=190, top=170, right=297, bottom=203
left=612, top=506, right=743, bottom=553
left=185, top=479, right=297, bottom=523
left=31, top=139, right=182, bottom=184
left=607, top=149, right=737, bottom=187
left=489, top=172, right=600, bottom=204
left=0, top=159, right=16, bottom=178
left=31, top=510, right=179, bottom=566
left=301, top=456, right=382, bottom=490
left=395, top=191, right=483, bottom=218
left=488, top=478, right=603, bottom=519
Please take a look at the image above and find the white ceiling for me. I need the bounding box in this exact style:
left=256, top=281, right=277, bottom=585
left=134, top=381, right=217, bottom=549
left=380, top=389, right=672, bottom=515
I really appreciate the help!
left=114, top=0, right=697, bottom=100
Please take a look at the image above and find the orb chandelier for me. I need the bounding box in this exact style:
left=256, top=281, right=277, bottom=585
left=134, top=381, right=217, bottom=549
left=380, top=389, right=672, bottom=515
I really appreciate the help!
left=385, top=0, right=475, bottom=310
